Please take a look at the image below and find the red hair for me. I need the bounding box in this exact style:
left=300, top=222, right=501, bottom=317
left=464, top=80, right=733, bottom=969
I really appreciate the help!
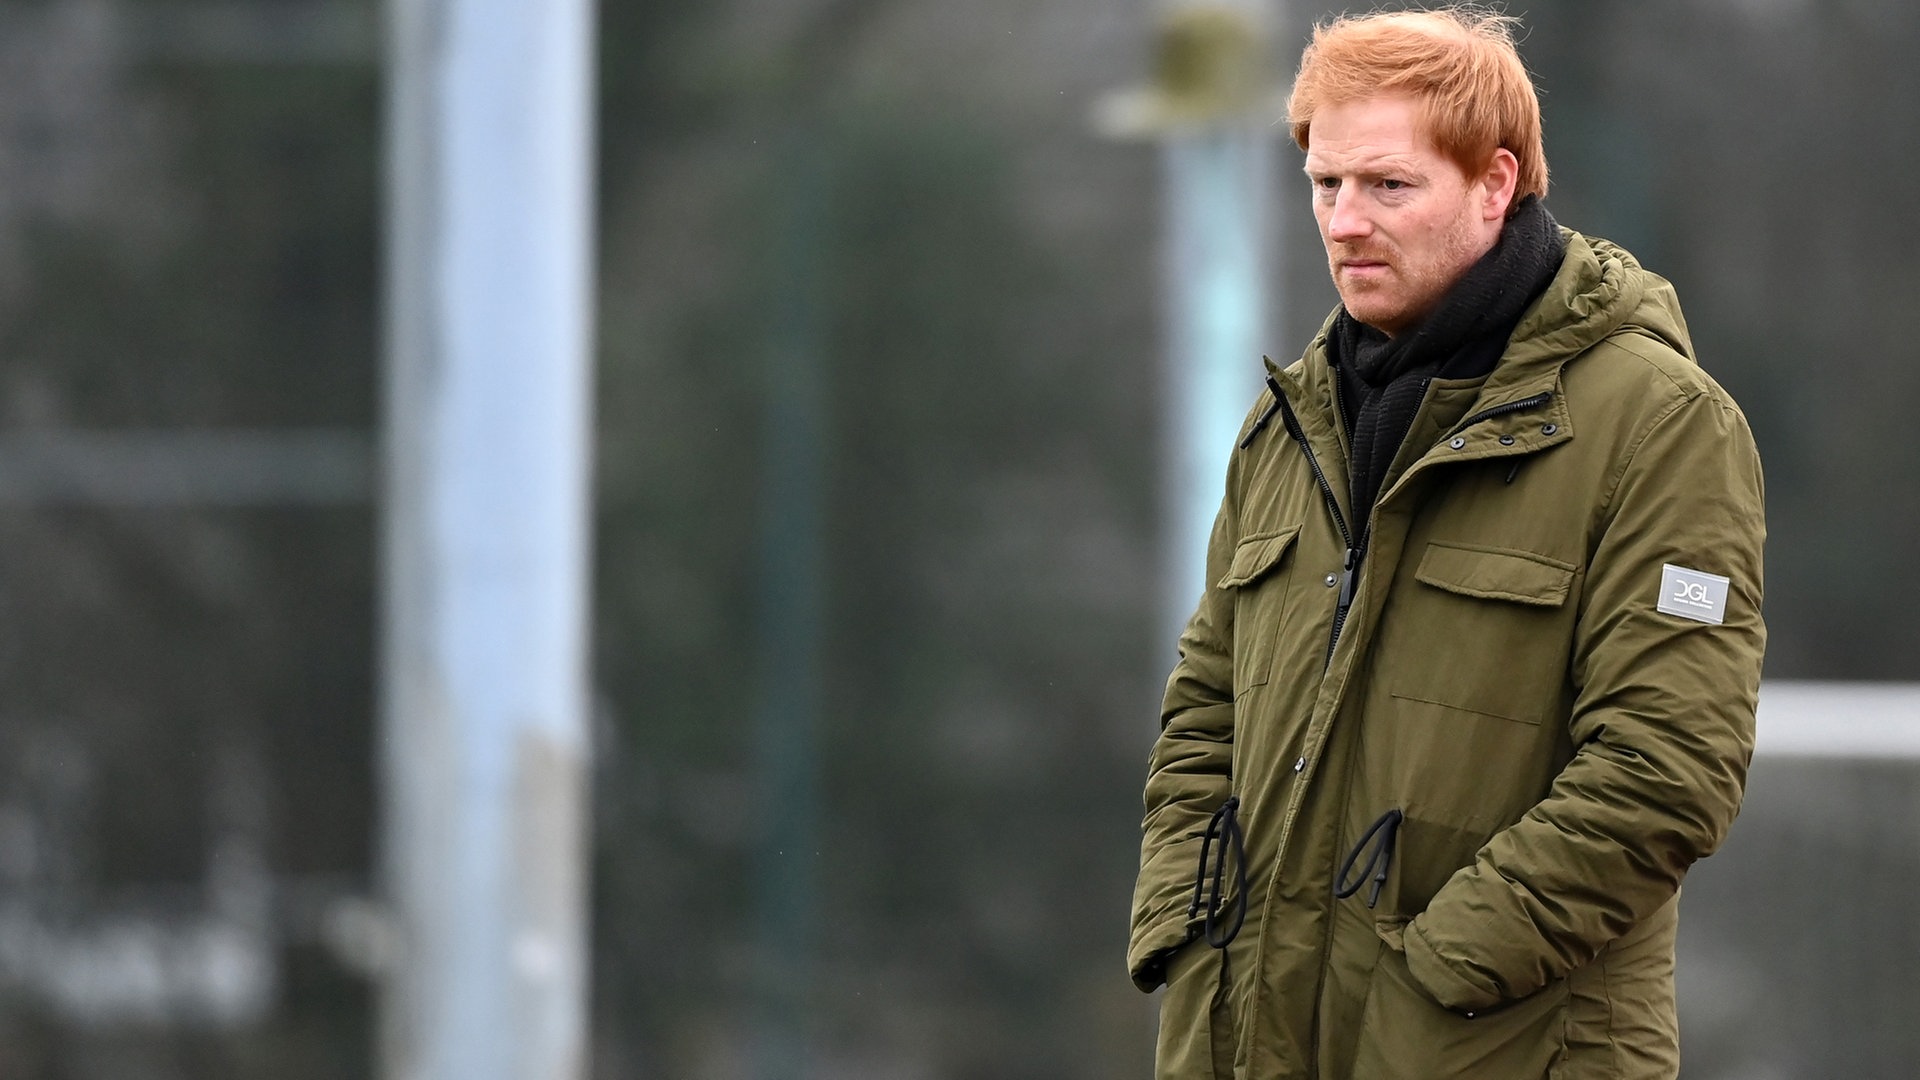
left=1287, top=6, right=1549, bottom=207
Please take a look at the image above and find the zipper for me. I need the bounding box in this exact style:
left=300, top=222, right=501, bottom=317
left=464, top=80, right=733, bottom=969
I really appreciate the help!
left=1267, top=376, right=1358, bottom=666
left=1268, top=377, right=1353, bottom=550
left=1328, top=357, right=1353, bottom=460
left=1234, top=379, right=1556, bottom=1073
left=1457, top=390, right=1552, bottom=431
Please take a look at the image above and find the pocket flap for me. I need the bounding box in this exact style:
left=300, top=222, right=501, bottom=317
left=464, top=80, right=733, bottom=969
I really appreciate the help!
left=1415, top=542, right=1574, bottom=607
left=1218, top=527, right=1302, bottom=589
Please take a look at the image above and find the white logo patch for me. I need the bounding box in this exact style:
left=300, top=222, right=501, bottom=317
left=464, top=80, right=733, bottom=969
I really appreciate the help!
left=1658, top=564, right=1730, bottom=625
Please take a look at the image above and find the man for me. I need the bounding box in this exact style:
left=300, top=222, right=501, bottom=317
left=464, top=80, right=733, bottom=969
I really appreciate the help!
left=1128, top=8, right=1766, bottom=1080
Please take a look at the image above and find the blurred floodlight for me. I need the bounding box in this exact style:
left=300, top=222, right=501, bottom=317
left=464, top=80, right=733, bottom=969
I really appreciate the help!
left=1095, top=4, right=1287, bottom=138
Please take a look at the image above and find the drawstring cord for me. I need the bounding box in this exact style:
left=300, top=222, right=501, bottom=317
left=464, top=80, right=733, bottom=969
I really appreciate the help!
left=1181, top=801, right=1401, bottom=957
left=1333, top=808, right=1404, bottom=909
left=1188, top=795, right=1248, bottom=948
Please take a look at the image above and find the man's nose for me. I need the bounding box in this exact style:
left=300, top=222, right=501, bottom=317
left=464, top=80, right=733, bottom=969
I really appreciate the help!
left=1325, top=187, right=1372, bottom=242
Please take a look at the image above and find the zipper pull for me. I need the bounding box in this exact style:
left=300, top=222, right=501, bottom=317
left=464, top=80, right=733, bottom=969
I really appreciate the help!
left=1337, top=547, right=1359, bottom=610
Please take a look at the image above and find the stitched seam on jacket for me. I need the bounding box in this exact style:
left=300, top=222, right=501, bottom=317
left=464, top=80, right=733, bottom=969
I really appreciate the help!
left=1387, top=690, right=1541, bottom=726
left=1423, top=540, right=1578, bottom=573
left=1602, top=942, right=1618, bottom=1077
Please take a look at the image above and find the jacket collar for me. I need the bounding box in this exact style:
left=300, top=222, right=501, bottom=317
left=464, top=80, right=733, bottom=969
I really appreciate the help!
left=1265, top=229, right=1685, bottom=461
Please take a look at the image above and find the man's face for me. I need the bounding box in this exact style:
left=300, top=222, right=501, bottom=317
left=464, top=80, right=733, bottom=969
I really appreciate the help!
left=1303, top=95, right=1509, bottom=336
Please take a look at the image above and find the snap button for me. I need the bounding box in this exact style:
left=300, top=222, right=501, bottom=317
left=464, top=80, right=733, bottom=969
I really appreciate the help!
left=1449, top=436, right=1466, bottom=450
left=1294, top=757, right=1306, bottom=772
left=1542, top=423, right=1559, bottom=436
left=1324, top=573, right=1338, bottom=588
left=1499, top=434, right=1515, bottom=446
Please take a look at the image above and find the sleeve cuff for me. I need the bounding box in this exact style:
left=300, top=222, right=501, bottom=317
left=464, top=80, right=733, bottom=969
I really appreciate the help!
left=1128, top=915, right=1197, bottom=993
left=1403, top=917, right=1502, bottom=1014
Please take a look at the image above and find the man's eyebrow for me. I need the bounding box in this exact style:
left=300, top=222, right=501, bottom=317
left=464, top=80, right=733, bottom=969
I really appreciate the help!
left=1302, top=156, right=1422, bottom=177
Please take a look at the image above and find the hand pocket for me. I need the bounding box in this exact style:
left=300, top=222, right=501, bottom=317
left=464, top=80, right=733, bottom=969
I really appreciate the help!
left=1350, top=926, right=1568, bottom=1080
left=1155, top=941, right=1236, bottom=1080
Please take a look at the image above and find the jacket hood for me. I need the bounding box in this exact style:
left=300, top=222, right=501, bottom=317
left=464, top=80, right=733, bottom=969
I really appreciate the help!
left=1505, top=229, right=1694, bottom=370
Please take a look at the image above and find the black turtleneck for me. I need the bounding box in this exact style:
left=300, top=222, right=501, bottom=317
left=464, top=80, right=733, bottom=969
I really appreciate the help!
left=1329, top=194, right=1566, bottom=528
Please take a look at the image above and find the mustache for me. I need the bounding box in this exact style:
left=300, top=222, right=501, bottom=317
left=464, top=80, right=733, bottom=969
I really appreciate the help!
left=1331, top=244, right=1393, bottom=264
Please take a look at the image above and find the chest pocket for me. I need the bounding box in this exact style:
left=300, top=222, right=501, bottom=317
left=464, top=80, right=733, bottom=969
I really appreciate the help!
left=1414, top=543, right=1573, bottom=607
left=1219, top=526, right=1301, bottom=696
left=1392, top=541, right=1578, bottom=726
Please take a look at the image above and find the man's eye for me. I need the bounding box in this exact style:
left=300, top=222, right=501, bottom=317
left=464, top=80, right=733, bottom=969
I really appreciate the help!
left=1381, top=179, right=1407, bottom=191
left=1314, top=176, right=1339, bottom=190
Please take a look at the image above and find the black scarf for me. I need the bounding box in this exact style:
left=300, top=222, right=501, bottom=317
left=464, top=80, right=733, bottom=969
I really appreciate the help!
left=1330, top=194, right=1565, bottom=527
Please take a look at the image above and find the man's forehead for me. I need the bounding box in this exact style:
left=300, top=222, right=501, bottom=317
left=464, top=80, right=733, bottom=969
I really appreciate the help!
left=1301, top=96, right=1444, bottom=174
left=1301, top=145, right=1428, bottom=176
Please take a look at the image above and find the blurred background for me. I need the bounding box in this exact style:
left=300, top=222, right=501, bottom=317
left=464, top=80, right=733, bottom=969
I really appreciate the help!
left=0, top=0, right=1916, bottom=1077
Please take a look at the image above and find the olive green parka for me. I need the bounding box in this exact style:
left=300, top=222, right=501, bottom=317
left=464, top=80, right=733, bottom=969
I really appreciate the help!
left=1130, top=232, right=1766, bottom=1080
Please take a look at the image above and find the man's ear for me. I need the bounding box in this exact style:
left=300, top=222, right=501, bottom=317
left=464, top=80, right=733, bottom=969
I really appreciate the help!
left=1481, top=148, right=1521, bottom=221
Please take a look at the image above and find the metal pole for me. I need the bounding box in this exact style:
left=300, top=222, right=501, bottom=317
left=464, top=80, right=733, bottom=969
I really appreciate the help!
left=381, top=0, right=597, bottom=1076
left=750, top=139, right=828, bottom=1080
left=1161, top=123, right=1272, bottom=637
left=1096, top=0, right=1281, bottom=637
